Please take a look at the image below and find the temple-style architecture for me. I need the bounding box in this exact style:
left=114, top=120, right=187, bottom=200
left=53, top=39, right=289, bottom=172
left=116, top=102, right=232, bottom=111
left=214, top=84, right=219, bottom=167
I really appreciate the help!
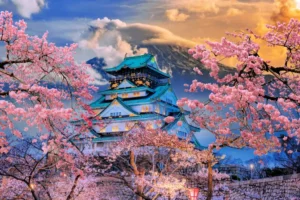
left=78, top=54, right=203, bottom=152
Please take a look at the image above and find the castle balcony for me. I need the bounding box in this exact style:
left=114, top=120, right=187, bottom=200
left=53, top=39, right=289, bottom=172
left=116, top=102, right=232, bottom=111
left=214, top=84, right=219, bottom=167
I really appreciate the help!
left=108, top=73, right=169, bottom=86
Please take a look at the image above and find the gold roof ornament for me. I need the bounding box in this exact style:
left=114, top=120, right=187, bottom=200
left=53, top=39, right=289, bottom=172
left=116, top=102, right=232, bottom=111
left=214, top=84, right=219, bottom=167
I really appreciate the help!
left=136, top=80, right=143, bottom=85
left=111, top=83, right=119, bottom=88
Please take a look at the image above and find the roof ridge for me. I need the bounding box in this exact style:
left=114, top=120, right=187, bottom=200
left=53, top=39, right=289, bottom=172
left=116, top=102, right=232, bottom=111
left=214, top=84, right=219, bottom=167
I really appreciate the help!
left=100, top=85, right=154, bottom=95
left=95, top=97, right=139, bottom=118
left=124, top=53, right=151, bottom=60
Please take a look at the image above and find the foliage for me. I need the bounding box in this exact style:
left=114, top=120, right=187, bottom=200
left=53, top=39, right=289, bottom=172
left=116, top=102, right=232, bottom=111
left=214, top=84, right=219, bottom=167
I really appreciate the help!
left=273, top=135, right=300, bottom=173
left=0, top=11, right=94, bottom=154
left=230, top=175, right=240, bottom=181
left=263, top=167, right=292, bottom=177
left=102, top=123, right=213, bottom=200
left=181, top=18, right=300, bottom=156
left=0, top=11, right=97, bottom=200
left=0, top=138, right=100, bottom=200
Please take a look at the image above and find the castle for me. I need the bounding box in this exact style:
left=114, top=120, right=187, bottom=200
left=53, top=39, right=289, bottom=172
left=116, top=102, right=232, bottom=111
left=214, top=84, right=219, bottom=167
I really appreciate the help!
left=77, top=54, right=203, bottom=152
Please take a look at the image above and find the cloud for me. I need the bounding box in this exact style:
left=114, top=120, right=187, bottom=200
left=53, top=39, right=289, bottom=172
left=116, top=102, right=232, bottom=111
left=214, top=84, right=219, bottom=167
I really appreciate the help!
left=226, top=8, right=244, bottom=16
left=86, top=67, right=108, bottom=86
left=165, top=9, right=190, bottom=22
left=271, top=0, right=300, bottom=22
left=11, top=0, right=46, bottom=18
left=25, top=17, right=200, bottom=84
left=77, top=17, right=148, bottom=68
left=184, top=0, right=220, bottom=14
left=73, top=17, right=196, bottom=67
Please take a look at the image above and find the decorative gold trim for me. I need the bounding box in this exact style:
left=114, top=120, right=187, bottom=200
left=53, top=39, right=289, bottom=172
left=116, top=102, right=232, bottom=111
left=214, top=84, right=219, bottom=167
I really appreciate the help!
left=133, top=92, right=140, bottom=97
left=112, top=99, right=119, bottom=105
left=122, top=93, right=128, bottom=98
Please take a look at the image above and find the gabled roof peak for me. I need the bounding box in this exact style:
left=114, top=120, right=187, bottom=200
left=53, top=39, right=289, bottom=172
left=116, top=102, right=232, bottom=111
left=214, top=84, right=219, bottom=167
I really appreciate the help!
left=124, top=53, right=152, bottom=61
left=117, top=79, right=136, bottom=89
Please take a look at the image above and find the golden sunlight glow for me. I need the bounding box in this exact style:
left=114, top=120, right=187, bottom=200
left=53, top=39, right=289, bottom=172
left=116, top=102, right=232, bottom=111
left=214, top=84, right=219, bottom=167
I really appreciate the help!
left=296, top=0, right=300, bottom=9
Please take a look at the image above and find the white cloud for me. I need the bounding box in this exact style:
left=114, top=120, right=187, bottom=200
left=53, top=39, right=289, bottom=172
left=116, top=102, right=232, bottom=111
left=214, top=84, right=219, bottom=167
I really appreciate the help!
left=11, top=0, right=46, bottom=18
left=76, top=18, right=148, bottom=68
left=74, top=17, right=196, bottom=67
left=86, top=67, right=108, bottom=86
left=25, top=17, right=198, bottom=85
left=165, top=9, right=190, bottom=22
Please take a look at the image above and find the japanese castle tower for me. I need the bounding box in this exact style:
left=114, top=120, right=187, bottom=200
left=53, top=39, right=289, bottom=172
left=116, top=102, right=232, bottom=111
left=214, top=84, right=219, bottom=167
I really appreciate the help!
left=81, top=54, right=202, bottom=152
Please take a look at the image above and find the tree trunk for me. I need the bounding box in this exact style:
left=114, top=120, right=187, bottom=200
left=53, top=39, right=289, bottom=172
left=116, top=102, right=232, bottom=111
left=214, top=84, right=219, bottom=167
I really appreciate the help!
left=130, top=151, right=144, bottom=200
left=29, top=187, right=38, bottom=200
left=66, top=175, right=81, bottom=200
left=207, top=159, right=213, bottom=200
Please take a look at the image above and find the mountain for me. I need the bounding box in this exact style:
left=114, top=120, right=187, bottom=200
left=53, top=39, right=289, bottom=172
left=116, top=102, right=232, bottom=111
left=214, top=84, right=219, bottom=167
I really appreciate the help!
left=87, top=44, right=235, bottom=99
left=86, top=57, right=110, bottom=80
left=141, top=44, right=234, bottom=98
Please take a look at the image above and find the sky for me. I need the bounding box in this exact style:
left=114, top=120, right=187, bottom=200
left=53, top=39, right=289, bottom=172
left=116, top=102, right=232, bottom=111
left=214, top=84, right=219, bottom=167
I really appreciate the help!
left=0, top=0, right=298, bottom=163
left=1, top=0, right=300, bottom=67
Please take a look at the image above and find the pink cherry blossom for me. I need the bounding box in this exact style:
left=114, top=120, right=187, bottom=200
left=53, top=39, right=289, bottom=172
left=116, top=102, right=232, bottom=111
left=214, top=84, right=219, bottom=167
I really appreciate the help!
left=164, top=116, right=175, bottom=123
left=180, top=18, right=300, bottom=156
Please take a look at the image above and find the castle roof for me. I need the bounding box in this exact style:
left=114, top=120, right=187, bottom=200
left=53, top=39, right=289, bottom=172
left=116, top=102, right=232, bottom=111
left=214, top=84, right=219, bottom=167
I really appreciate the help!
left=90, top=83, right=171, bottom=109
left=99, top=86, right=154, bottom=95
left=104, top=54, right=170, bottom=78
left=92, top=113, right=165, bottom=122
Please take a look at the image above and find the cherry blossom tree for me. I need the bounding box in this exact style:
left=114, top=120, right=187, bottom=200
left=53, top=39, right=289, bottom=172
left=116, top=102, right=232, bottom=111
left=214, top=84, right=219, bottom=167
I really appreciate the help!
left=179, top=18, right=300, bottom=199
left=0, top=11, right=97, bottom=199
left=100, top=122, right=212, bottom=200
left=0, top=11, right=95, bottom=152
left=0, top=174, right=99, bottom=200
left=0, top=137, right=100, bottom=200
left=273, top=135, right=300, bottom=173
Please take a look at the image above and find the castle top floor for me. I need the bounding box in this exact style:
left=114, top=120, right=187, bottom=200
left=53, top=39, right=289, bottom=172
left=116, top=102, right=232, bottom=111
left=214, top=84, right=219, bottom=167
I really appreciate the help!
left=104, top=54, right=170, bottom=89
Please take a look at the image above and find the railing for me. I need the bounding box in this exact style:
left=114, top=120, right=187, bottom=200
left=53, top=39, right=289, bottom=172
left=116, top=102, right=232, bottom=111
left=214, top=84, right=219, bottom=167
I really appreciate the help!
left=108, top=74, right=168, bottom=85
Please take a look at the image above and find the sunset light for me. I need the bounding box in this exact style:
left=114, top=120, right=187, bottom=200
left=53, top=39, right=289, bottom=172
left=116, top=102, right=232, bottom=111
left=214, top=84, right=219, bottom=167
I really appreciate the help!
left=296, top=0, right=300, bottom=9
left=0, top=1, right=300, bottom=200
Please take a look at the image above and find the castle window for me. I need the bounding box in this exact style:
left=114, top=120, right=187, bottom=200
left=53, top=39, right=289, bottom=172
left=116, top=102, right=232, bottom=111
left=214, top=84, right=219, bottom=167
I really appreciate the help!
left=122, top=93, right=128, bottom=98
left=110, top=94, right=117, bottom=99
left=100, top=127, right=106, bottom=133
left=142, top=105, right=150, bottom=112
left=133, top=92, right=140, bottom=97
left=178, top=131, right=187, bottom=138
left=110, top=112, right=121, bottom=117
left=155, top=105, right=160, bottom=113
left=112, top=125, right=119, bottom=132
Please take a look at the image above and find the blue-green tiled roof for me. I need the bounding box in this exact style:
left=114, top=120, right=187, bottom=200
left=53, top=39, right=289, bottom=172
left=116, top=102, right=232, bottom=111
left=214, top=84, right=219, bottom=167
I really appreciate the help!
left=90, top=96, right=105, bottom=108
left=191, top=134, right=207, bottom=150
left=104, top=54, right=170, bottom=78
left=90, top=84, right=170, bottom=109
left=92, top=113, right=165, bottom=122
left=99, top=86, right=154, bottom=95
